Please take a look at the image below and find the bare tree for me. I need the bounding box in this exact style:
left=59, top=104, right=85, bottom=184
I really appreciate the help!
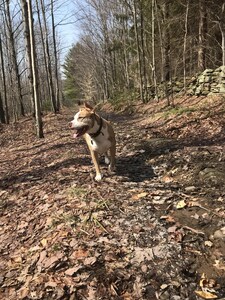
left=20, top=0, right=34, bottom=112
left=132, top=0, right=144, bottom=102
left=50, top=0, right=60, bottom=111
left=183, top=0, right=189, bottom=90
left=198, top=0, right=207, bottom=71
left=27, top=0, right=44, bottom=137
left=4, top=0, right=25, bottom=118
left=0, top=33, right=9, bottom=123
left=40, top=0, right=57, bottom=113
left=151, top=0, right=158, bottom=101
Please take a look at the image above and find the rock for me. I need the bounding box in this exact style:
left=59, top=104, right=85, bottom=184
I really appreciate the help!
left=213, top=228, right=225, bottom=240
left=184, top=186, right=196, bottom=192
left=171, top=296, right=181, bottom=300
left=199, top=167, right=225, bottom=185
left=202, top=69, right=213, bottom=75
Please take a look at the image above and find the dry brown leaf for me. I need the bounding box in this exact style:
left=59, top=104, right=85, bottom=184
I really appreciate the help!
left=176, top=200, right=187, bottom=209
left=71, top=249, right=89, bottom=259
left=18, top=287, right=29, bottom=299
left=83, top=256, right=97, bottom=266
left=213, top=260, right=225, bottom=271
left=161, top=175, right=173, bottom=183
left=132, top=192, right=148, bottom=200
left=40, top=238, right=48, bottom=247
left=160, top=215, right=176, bottom=223
left=65, top=265, right=82, bottom=276
left=195, top=290, right=217, bottom=299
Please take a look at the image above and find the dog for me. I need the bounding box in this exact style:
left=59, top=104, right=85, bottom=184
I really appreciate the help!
left=70, top=102, right=116, bottom=181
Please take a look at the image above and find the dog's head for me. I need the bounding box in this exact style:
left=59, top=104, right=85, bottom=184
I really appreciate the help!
left=70, top=102, right=95, bottom=138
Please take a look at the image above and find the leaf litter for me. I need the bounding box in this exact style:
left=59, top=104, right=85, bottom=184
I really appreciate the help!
left=0, top=96, right=225, bottom=299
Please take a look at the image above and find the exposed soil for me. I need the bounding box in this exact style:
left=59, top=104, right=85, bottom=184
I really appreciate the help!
left=0, top=95, right=225, bottom=300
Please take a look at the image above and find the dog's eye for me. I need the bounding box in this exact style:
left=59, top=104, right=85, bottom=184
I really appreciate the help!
left=78, top=116, right=86, bottom=120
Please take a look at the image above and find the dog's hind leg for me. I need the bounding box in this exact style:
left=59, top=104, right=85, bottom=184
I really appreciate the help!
left=104, top=151, right=110, bottom=165
left=108, top=145, right=116, bottom=173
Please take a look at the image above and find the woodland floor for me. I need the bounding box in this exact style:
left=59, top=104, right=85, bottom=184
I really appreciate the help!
left=0, top=95, right=225, bottom=300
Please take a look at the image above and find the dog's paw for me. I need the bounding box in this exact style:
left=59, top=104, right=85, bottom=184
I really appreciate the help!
left=95, top=174, right=102, bottom=182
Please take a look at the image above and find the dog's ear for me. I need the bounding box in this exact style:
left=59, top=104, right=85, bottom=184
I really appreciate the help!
left=84, top=102, right=95, bottom=112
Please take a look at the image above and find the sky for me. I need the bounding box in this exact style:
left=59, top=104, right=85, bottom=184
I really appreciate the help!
left=54, top=0, right=83, bottom=62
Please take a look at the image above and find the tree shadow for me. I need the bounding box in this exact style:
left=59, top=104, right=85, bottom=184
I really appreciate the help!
left=116, top=152, right=156, bottom=182
left=0, top=157, right=91, bottom=189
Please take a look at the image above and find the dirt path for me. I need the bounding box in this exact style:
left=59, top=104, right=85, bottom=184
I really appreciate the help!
left=0, top=98, right=225, bottom=299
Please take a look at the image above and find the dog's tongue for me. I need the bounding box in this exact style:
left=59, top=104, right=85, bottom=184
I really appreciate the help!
left=73, top=132, right=79, bottom=138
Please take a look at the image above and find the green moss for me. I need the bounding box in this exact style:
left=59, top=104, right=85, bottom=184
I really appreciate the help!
left=163, top=106, right=196, bottom=118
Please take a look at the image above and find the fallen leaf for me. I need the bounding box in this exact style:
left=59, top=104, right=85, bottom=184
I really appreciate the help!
left=161, top=175, right=173, bottom=183
left=160, top=283, right=169, bottom=290
left=65, top=265, right=82, bottom=276
left=213, top=260, right=225, bottom=271
left=40, top=238, right=48, bottom=247
left=176, top=200, right=187, bottom=209
left=83, top=256, right=97, bottom=266
left=18, top=287, right=29, bottom=299
left=167, top=225, right=178, bottom=233
left=132, top=192, right=148, bottom=200
left=195, top=290, right=217, bottom=299
left=160, top=215, right=175, bottom=222
left=204, top=241, right=213, bottom=247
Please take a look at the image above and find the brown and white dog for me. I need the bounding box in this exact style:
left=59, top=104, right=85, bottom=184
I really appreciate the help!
left=70, top=102, right=116, bottom=181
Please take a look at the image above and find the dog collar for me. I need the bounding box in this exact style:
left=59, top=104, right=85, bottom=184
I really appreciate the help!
left=89, top=117, right=103, bottom=138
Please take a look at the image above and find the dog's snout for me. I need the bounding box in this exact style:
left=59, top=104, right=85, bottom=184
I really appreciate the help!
left=69, top=121, right=73, bottom=128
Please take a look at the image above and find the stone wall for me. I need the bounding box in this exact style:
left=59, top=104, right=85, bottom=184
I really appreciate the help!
left=147, top=66, right=225, bottom=99
left=190, top=66, right=225, bottom=96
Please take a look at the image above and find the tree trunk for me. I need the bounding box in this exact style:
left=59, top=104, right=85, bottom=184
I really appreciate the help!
left=152, top=0, right=158, bottom=101
left=183, top=0, right=189, bottom=91
left=0, top=33, right=9, bottom=123
left=5, top=0, right=25, bottom=118
left=27, top=0, right=44, bottom=138
left=20, top=0, right=35, bottom=113
left=133, top=0, right=144, bottom=103
left=40, top=0, right=57, bottom=113
left=35, top=0, right=49, bottom=107
left=50, top=0, right=60, bottom=112
left=0, top=92, right=6, bottom=124
left=198, top=0, right=207, bottom=71
left=140, top=0, right=147, bottom=102
left=122, top=12, right=130, bottom=89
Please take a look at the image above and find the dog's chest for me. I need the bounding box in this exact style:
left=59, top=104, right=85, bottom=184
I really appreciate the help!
left=86, top=128, right=111, bottom=153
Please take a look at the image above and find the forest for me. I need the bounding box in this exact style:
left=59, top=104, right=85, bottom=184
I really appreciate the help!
left=0, top=0, right=225, bottom=132
left=0, top=0, right=225, bottom=299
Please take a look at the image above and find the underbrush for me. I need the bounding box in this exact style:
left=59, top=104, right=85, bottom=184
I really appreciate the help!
left=109, top=89, right=139, bottom=113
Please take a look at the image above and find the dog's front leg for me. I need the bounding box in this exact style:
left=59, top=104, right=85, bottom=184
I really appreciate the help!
left=90, top=150, right=102, bottom=181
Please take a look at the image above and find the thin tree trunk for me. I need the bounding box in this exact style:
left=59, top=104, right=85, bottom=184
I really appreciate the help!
left=0, top=92, right=6, bottom=123
left=0, top=33, right=9, bottom=123
left=50, top=0, right=60, bottom=112
left=198, top=0, right=207, bottom=71
left=218, top=2, right=225, bottom=66
left=27, top=0, right=44, bottom=138
left=152, top=0, right=158, bottom=101
left=140, top=0, right=147, bottom=103
left=133, top=0, right=144, bottom=102
left=5, top=0, right=25, bottom=118
left=20, top=0, right=34, bottom=113
left=183, top=0, right=189, bottom=91
left=35, top=0, right=49, bottom=106
left=40, top=0, right=57, bottom=113
left=155, top=0, right=164, bottom=83
left=122, top=14, right=130, bottom=89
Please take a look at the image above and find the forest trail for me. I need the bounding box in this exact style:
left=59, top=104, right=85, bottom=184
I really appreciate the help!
left=0, top=96, right=225, bottom=300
